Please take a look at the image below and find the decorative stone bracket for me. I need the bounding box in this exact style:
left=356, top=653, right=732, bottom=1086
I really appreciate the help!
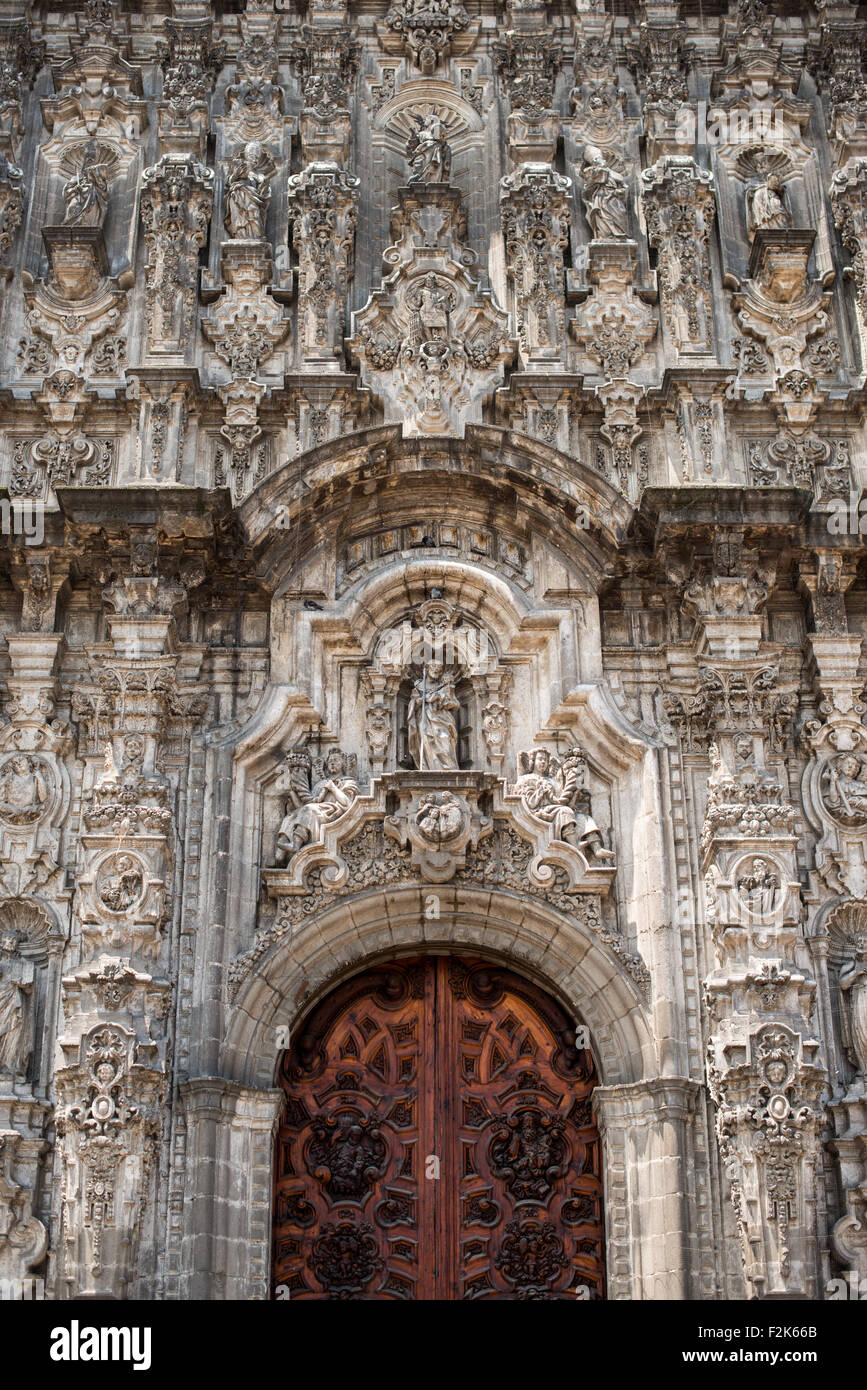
left=262, top=768, right=617, bottom=896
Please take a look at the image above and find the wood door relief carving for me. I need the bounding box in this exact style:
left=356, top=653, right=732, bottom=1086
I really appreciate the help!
left=273, top=956, right=605, bottom=1300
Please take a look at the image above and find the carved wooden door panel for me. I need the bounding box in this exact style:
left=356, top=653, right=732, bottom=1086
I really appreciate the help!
left=273, top=956, right=604, bottom=1300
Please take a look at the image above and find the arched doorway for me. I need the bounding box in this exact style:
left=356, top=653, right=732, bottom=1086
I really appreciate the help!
left=272, top=954, right=605, bottom=1300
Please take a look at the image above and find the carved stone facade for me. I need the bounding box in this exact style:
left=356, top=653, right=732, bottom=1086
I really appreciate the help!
left=0, top=0, right=866, bottom=1307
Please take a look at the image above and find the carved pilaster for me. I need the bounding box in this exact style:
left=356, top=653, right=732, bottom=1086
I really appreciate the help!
left=287, top=165, right=359, bottom=370
left=500, top=164, right=572, bottom=368
left=641, top=156, right=716, bottom=357
left=139, top=155, right=214, bottom=360
left=156, top=16, right=224, bottom=159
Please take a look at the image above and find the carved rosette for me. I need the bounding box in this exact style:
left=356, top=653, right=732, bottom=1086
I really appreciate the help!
left=140, top=154, right=214, bottom=356
left=641, top=157, right=716, bottom=356
left=288, top=164, right=360, bottom=367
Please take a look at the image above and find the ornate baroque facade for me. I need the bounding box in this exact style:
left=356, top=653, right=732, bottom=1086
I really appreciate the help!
left=0, top=0, right=866, bottom=1302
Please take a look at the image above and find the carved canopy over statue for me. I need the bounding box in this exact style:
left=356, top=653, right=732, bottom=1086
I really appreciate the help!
left=276, top=748, right=360, bottom=864
left=224, top=140, right=274, bottom=240
left=513, top=748, right=613, bottom=859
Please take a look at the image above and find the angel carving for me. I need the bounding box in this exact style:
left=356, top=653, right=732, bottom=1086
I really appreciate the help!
left=406, top=110, right=452, bottom=185
left=513, top=747, right=613, bottom=859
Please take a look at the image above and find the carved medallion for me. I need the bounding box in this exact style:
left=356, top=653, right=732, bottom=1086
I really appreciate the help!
left=307, top=1110, right=388, bottom=1201
left=820, top=752, right=867, bottom=828
left=493, top=1217, right=570, bottom=1299
left=488, top=1108, right=569, bottom=1202
left=308, top=1219, right=385, bottom=1299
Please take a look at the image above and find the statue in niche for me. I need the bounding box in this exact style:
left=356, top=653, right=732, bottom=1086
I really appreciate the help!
left=513, top=748, right=613, bottom=859
left=0, top=930, right=34, bottom=1076
left=276, top=748, right=359, bottom=864
left=407, top=662, right=460, bottom=770
left=406, top=110, right=452, bottom=185
left=839, top=936, right=867, bottom=1081
left=746, top=173, right=791, bottom=240
left=0, top=755, right=49, bottom=825
left=580, top=145, right=628, bottom=241
left=224, top=140, right=274, bottom=240
left=61, top=139, right=111, bottom=228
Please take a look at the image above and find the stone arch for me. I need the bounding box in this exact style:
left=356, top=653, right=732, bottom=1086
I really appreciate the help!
left=224, top=884, right=655, bottom=1091
left=238, top=424, right=633, bottom=595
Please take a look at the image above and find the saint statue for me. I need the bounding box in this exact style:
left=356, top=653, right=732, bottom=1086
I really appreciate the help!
left=580, top=145, right=628, bottom=241
left=513, top=747, right=613, bottom=859
left=62, top=139, right=110, bottom=228
left=0, top=933, right=34, bottom=1076
left=276, top=749, right=359, bottom=863
left=407, top=662, right=459, bottom=770
left=746, top=173, right=791, bottom=239
left=840, top=939, right=867, bottom=1082
left=824, top=753, right=867, bottom=826
left=224, top=140, right=274, bottom=240
left=737, top=856, right=781, bottom=918
left=417, top=274, right=450, bottom=340
left=0, top=755, right=48, bottom=825
left=406, top=110, right=452, bottom=185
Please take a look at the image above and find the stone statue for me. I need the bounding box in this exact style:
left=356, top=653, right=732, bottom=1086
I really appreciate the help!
left=823, top=753, right=867, bottom=827
left=97, top=854, right=144, bottom=912
left=746, top=174, right=791, bottom=239
left=417, top=274, right=450, bottom=340
left=839, top=938, right=867, bottom=1082
left=580, top=145, right=628, bottom=241
left=224, top=140, right=274, bottom=240
left=62, top=139, right=110, bottom=228
left=0, top=932, right=34, bottom=1076
left=406, top=110, right=452, bottom=185
left=276, top=749, right=359, bottom=863
left=407, top=662, right=460, bottom=770
left=736, top=856, right=781, bottom=918
left=513, top=747, right=613, bottom=859
left=0, top=755, right=49, bottom=825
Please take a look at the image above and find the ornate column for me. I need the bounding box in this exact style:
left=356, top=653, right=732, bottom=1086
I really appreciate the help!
left=202, top=12, right=292, bottom=502
left=641, top=156, right=717, bottom=359
left=54, top=516, right=209, bottom=1298
left=672, top=536, right=827, bottom=1298
left=796, top=550, right=867, bottom=1285
left=0, top=566, right=71, bottom=1297
left=627, top=1, right=692, bottom=165
left=0, top=17, right=43, bottom=278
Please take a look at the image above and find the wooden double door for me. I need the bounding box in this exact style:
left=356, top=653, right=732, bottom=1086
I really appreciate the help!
left=273, top=955, right=605, bottom=1300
